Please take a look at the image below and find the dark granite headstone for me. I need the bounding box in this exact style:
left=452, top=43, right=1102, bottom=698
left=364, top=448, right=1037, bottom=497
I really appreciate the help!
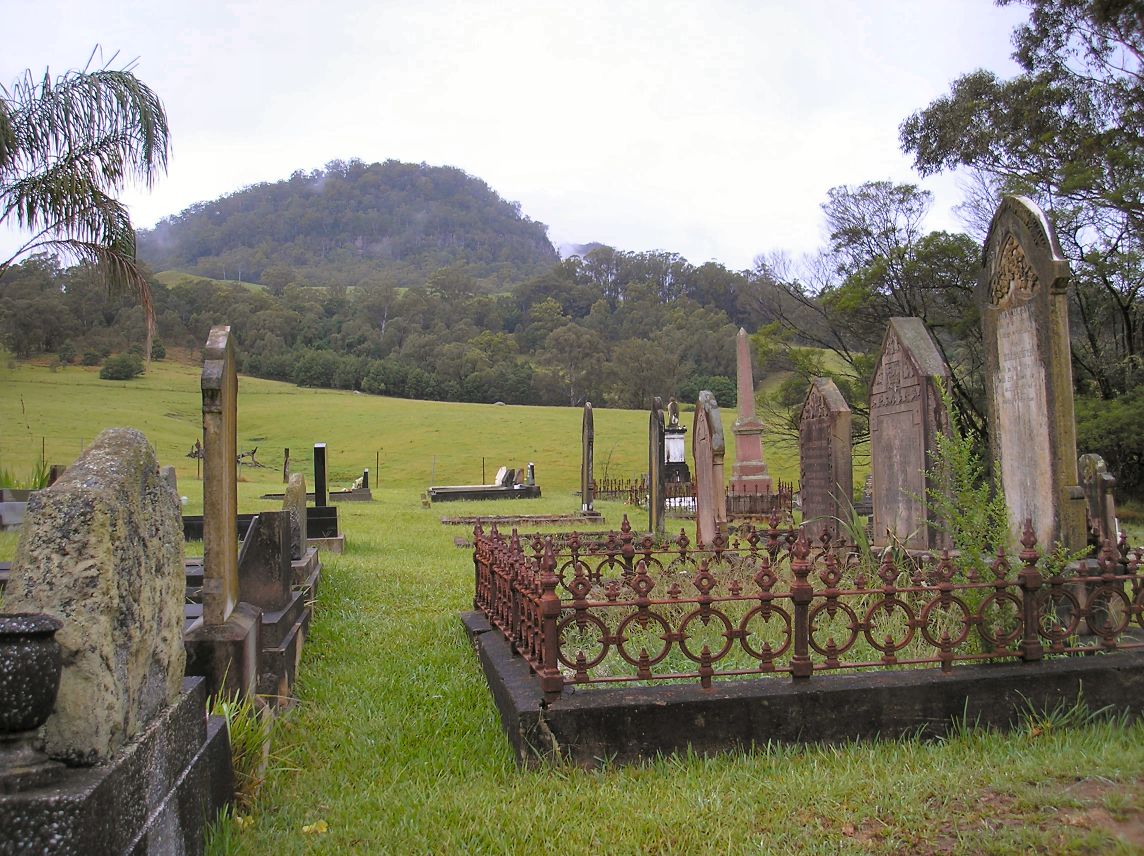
left=313, top=443, right=328, bottom=507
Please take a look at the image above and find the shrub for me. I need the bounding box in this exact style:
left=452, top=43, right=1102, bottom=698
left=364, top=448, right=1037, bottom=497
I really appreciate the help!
left=57, top=342, right=76, bottom=365
left=150, top=340, right=166, bottom=360
left=81, top=351, right=102, bottom=366
left=99, top=353, right=145, bottom=380
left=1075, top=389, right=1144, bottom=501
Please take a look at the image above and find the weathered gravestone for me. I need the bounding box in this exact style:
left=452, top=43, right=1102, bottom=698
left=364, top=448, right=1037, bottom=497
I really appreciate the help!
left=979, top=196, right=1087, bottom=551
left=693, top=390, right=727, bottom=546
left=284, top=471, right=308, bottom=561
left=581, top=402, right=594, bottom=512
left=799, top=377, right=853, bottom=543
left=2, top=429, right=185, bottom=764
left=731, top=327, right=772, bottom=492
left=664, top=398, right=690, bottom=483
left=200, top=325, right=239, bottom=626
left=869, top=317, right=951, bottom=551
left=649, top=397, right=666, bottom=536
left=1079, top=453, right=1119, bottom=546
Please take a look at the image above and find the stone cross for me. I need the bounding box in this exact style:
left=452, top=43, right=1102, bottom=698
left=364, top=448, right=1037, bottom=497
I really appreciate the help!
left=869, top=317, right=951, bottom=551
left=979, top=196, right=1086, bottom=551
left=693, top=390, right=727, bottom=546
left=731, top=328, right=771, bottom=493
left=648, top=396, right=666, bottom=535
left=201, top=325, right=239, bottom=625
left=581, top=402, right=594, bottom=512
left=798, top=378, right=853, bottom=543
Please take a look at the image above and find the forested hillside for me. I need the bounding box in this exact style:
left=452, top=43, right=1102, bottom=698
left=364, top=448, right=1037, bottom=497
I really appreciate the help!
left=136, top=159, right=559, bottom=290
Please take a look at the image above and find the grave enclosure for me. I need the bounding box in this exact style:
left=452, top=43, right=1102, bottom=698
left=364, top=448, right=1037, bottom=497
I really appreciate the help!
left=463, top=196, right=1144, bottom=767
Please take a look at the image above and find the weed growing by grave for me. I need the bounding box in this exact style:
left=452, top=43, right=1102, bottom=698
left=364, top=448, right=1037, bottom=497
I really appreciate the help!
left=210, top=689, right=271, bottom=811
left=0, top=460, right=50, bottom=490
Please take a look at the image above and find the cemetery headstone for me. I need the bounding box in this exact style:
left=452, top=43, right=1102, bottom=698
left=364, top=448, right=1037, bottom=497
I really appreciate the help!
left=731, top=327, right=772, bottom=492
left=649, top=396, right=666, bottom=535
left=664, top=397, right=690, bottom=483
left=869, top=317, right=951, bottom=551
left=314, top=442, right=328, bottom=507
left=284, top=472, right=308, bottom=561
left=1079, top=453, right=1119, bottom=546
left=2, top=428, right=185, bottom=764
left=799, top=377, right=853, bottom=543
left=581, top=402, right=594, bottom=512
left=979, top=196, right=1087, bottom=551
left=201, top=325, right=239, bottom=625
left=693, top=390, right=727, bottom=546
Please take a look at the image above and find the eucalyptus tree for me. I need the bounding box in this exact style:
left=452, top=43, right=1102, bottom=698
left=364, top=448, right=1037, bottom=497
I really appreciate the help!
left=0, top=50, right=169, bottom=359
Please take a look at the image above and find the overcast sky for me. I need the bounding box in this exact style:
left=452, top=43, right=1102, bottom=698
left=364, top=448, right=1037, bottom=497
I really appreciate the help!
left=2, top=0, right=1029, bottom=272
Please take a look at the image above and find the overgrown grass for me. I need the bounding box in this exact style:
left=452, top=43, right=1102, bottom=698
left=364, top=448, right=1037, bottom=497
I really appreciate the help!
left=5, top=357, right=1144, bottom=852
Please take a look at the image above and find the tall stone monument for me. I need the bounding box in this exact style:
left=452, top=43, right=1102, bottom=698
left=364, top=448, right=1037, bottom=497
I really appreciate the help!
left=693, top=390, right=727, bottom=546
left=581, top=402, right=594, bottom=513
left=201, top=325, right=239, bottom=625
left=731, top=328, right=772, bottom=493
left=799, top=378, right=853, bottom=543
left=869, top=317, right=951, bottom=551
left=979, top=196, right=1086, bottom=551
left=648, top=397, right=666, bottom=536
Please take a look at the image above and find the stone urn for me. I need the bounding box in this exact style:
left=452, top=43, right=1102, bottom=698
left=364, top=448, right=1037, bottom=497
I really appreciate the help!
left=0, top=613, right=64, bottom=792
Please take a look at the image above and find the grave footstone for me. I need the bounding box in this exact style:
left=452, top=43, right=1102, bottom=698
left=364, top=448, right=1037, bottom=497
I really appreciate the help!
left=869, top=317, right=951, bottom=551
left=649, top=397, right=666, bottom=536
left=979, top=196, right=1087, bottom=551
left=581, top=402, right=594, bottom=512
left=799, top=378, right=853, bottom=543
left=693, top=390, right=727, bottom=546
left=731, top=327, right=772, bottom=492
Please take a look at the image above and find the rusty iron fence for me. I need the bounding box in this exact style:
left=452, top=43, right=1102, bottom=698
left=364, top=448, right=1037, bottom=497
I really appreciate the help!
left=587, top=478, right=795, bottom=518
left=472, top=514, right=1142, bottom=696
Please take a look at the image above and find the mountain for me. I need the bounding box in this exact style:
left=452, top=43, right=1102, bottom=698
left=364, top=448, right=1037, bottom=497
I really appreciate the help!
left=137, top=159, right=559, bottom=290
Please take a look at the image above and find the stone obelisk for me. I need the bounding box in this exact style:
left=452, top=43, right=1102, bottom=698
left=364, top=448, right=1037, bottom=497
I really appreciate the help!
left=731, top=328, right=771, bottom=492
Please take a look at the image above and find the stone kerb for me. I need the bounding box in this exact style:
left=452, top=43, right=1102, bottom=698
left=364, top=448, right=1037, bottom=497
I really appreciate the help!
left=2, top=428, right=186, bottom=764
left=201, top=325, right=239, bottom=626
left=978, top=196, right=1086, bottom=551
left=869, top=318, right=951, bottom=551
left=799, top=378, right=852, bottom=543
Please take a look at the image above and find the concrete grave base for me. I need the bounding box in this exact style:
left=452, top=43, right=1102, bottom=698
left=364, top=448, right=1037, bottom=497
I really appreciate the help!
left=308, top=535, right=344, bottom=554
left=0, top=677, right=232, bottom=856
left=462, top=611, right=1144, bottom=768
left=184, top=603, right=262, bottom=700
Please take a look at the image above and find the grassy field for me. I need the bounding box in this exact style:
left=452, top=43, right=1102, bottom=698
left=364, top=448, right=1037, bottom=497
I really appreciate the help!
left=4, top=359, right=1144, bottom=854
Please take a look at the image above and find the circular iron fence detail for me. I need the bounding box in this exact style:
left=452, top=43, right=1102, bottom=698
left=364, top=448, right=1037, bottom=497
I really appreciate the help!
left=1037, top=589, right=1081, bottom=642
left=919, top=595, right=972, bottom=648
left=556, top=614, right=610, bottom=670
left=862, top=598, right=916, bottom=654
left=616, top=610, right=673, bottom=666
left=1084, top=584, right=1131, bottom=637
left=808, top=601, right=860, bottom=657
left=678, top=608, right=734, bottom=663
left=739, top=604, right=792, bottom=660
left=976, top=591, right=1023, bottom=647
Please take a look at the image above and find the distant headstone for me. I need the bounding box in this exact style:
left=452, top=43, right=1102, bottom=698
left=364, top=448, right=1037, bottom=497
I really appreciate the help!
left=1079, top=453, right=1119, bottom=546
left=313, top=443, right=328, bottom=507
left=3, top=428, right=185, bottom=764
left=799, top=378, right=853, bottom=543
left=494, top=465, right=508, bottom=487
left=649, top=396, right=666, bottom=535
left=284, top=472, right=308, bottom=561
left=526, top=462, right=536, bottom=486
left=869, top=317, right=951, bottom=551
left=979, top=196, right=1086, bottom=551
left=581, top=402, right=594, bottom=512
left=693, top=390, right=727, bottom=546
left=664, top=397, right=690, bottom=483
left=201, top=325, right=239, bottom=626
left=731, top=328, right=772, bottom=492
left=160, top=465, right=177, bottom=494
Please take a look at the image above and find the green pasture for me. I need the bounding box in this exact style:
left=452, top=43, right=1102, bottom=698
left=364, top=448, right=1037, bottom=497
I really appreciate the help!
left=4, top=359, right=1144, bottom=853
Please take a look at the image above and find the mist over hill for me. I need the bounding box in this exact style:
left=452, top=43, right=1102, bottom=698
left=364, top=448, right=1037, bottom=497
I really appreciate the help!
left=137, top=159, right=560, bottom=290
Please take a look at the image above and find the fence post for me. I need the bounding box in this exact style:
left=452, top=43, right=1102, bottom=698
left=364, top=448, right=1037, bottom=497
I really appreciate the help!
left=538, top=538, right=565, bottom=698
left=790, top=531, right=813, bottom=678
left=1017, top=520, right=1043, bottom=663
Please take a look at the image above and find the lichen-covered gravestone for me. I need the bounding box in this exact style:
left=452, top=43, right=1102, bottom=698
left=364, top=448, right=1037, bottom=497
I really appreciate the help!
left=692, top=390, right=727, bottom=546
left=2, top=428, right=185, bottom=764
left=869, top=317, right=951, bottom=551
left=284, top=471, right=308, bottom=562
left=799, top=378, right=852, bottom=543
left=979, top=196, right=1086, bottom=551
